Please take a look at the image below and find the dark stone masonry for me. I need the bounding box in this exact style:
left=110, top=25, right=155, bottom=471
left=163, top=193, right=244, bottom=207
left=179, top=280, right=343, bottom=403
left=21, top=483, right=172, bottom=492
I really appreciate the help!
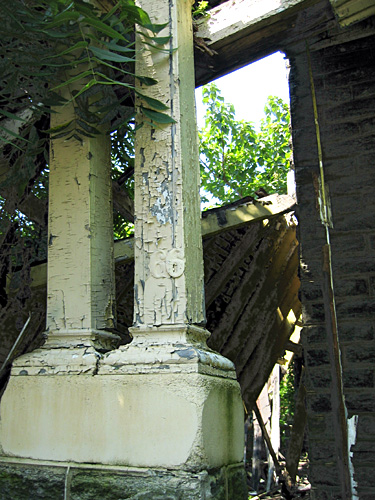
left=286, top=11, right=375, bottom=499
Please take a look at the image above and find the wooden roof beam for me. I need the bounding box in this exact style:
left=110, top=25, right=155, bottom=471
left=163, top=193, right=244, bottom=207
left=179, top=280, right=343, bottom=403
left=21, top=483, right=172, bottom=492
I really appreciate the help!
left=194, top=0, right=325, bottom=86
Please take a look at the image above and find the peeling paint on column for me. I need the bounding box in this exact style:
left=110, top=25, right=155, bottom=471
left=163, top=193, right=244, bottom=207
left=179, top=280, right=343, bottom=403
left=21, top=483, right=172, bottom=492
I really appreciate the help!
left=134, top=0, right=205, bottom=328
left=46, top=92, right=116, bottom=337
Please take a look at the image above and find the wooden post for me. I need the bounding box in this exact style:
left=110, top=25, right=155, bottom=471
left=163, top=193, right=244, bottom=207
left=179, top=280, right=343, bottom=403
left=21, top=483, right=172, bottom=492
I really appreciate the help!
left=45, top=94, right=118, bottom=353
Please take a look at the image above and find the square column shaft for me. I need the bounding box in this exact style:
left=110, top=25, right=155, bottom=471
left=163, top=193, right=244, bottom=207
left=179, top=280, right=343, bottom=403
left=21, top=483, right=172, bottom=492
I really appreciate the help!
left=45, top=98, right=116, bottom=349
left=133, top=0, right=205, bottom=328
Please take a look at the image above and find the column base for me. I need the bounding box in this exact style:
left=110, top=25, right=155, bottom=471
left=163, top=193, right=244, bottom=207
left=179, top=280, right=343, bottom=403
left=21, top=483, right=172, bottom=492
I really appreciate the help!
left=0, top=325, right=245, bottom=487
left=0, top=458, right=248, bottom=500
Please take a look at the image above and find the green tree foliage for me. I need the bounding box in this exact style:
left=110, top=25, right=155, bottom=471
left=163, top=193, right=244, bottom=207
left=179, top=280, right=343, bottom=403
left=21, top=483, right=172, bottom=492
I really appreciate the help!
left=280, top=364, right=295, bottom=448
left=199, top=83, right=291, bottom=206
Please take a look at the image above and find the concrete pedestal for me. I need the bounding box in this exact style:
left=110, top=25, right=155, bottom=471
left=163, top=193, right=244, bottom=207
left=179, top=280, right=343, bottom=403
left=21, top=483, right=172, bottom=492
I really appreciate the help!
left=0, top=327, right=246, bottom=499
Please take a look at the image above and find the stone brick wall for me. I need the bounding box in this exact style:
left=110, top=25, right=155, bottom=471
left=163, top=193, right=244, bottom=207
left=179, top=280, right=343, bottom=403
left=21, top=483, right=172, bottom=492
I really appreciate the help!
left=286, top=15, right=375, bottom=500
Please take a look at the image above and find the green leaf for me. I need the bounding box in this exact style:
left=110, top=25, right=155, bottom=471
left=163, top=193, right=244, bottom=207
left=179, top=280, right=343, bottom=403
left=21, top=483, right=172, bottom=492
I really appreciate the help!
left=104, top=41, right=134, bottom=53
left=76, top=119, right=100, bottom=135
left=101, top=1, right=121, bottom=22
left=89, top=46, right=134, bottom=63
left=43, top=40, right=88, bottom=59
left=83, top=17, right=126, bottom=40
left=135, top=92, right=168, bottom=111
left=44, top=10, right=81, bottom=29
left=45, top=120, right=74, bottom=134
left=119, top=6, right=151, bottom=26
left=73, top=0, right=98, bottom=18
left=52, top=70, right=93, bottom=91
left=136, top=75, right=158, bottom=86
left=0, top=109, right=28, bottom=122
left=141, top=33, right=170, bottom=45
left=0, top=126, right=31, bottom=142
left=143, top=22, right=169, bottom=34
left=141, top=107, right=175, bottom=124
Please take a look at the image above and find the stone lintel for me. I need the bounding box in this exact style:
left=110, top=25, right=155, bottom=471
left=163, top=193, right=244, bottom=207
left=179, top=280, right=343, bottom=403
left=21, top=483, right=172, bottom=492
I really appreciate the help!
left=194, top=0, right=326, bottom=86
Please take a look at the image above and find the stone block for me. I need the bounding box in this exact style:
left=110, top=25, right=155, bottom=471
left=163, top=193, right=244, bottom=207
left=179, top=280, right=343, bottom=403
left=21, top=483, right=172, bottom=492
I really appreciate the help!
left=332, top=278, right=368, bottom=298
left=0, top=463, right=65, bottom=500
left=305, top=349, right=331, bottom=368
left=369, top=234, right=375, bottom=250
left=369, top=275, right=375, bottom=296
left=355, top=493, right=375, bottom=500
left=328, top=169, right=375, bottom=196
left=345, top=392, right=375, bottom=413
left=334, top=258, right=375, bottom=276
left=338, top=321, right=374, bottom=342
left=0, top=370, right=244, bottom=468
left=303, top=326, right=328, bottom=345
left=69, top=469, right=205, bottom=500
left=300, top=283, right=323, bottom=301
left=302, top=302, right=325, bottom=324
left=332, top=211, right=375, bottom=232
left=309, top=486, right=342, bottom=500
left=307, top=412, right=334, bottom=436
left=309, top=462, right=340, bottom=487
left=352, top=450, right=375, bottom=465
left=307, top=393, right=332, bottom=413
left=330, top=233, right=366, bottom=256
left=307, top=368, right=331, bottom=389
left=356, top=414, right=375, bottom=438
left=226, top=465, right=248, bottom=500
left=343, top=369, right=374, bottom=389
left=299, top=259, right=324, bottom=283
left=0, top=461, right=247, bottom=500
left=308, top=439, right=336, bottom=461
left=324, top=95, right=375, bottom=126
left=353, top=466, right=375, bottom=488
left=344, top=344, right=375, bottom=364
left=336, top=298, right=375, bottom=319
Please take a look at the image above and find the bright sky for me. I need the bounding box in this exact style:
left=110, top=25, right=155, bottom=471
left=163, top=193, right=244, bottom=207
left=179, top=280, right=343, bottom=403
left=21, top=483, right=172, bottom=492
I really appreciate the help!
left=195, top=51, right=290, bottom=129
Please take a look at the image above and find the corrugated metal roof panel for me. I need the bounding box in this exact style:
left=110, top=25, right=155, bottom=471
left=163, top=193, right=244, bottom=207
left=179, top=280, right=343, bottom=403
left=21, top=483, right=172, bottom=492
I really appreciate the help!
left=330, top=0, right=375, bottom=26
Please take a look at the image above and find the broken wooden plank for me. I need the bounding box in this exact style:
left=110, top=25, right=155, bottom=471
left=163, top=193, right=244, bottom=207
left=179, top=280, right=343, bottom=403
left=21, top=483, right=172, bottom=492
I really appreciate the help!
left=26, top=193, right=295, bottom=288
left=254, top=401, right=282, bottom=477
left=330, top=0, right=375, bottom=26
left=201, top=194, right=296, bottom=237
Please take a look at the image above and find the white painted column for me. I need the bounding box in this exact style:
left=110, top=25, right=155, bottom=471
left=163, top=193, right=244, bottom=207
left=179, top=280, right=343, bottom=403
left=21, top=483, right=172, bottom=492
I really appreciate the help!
left=45, top=99, right=118, bottom=352
left=132, top=0, right=205, bottom=330
left=99, top=0, right=245, bottom=473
